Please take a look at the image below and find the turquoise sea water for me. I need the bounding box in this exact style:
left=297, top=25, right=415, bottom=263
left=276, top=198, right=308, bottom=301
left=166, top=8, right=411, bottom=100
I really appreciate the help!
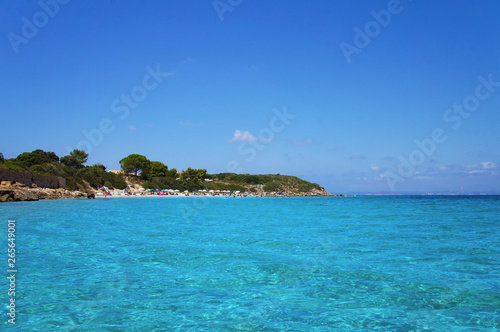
left=1, top=196, right=499, bottom=331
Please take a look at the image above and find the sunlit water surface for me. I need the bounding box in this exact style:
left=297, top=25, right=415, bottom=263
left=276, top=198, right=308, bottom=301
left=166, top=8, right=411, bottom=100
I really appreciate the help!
left=1, top=195, right=499, bottom=331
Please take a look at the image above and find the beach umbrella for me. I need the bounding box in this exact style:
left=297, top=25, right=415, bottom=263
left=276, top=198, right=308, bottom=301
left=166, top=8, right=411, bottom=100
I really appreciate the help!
left=100, top=186, right=108, bottom=190
left=184, top=190, right=189, bottom=193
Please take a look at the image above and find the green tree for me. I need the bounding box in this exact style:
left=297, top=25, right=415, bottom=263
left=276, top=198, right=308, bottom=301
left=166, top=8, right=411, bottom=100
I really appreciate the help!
left=197, top=168, right=207, bottom=181
left=16, top=149, right=59, bottom=167
left=119, top=154, right=150, bottom=176
left=77, top=164, right=126, bottom=189
left=141, top=161, right=178, bottom=180
left=91, top=164, right=106, bottom=172
left=0, top=152, right=4, bottom=162
left=148, top=161, right=168, bottom=178
left=181, top=168, right=207, bottom=183
left=166, top=167, right=178, bottom=179
left=60, top=149, right=89, bottom=168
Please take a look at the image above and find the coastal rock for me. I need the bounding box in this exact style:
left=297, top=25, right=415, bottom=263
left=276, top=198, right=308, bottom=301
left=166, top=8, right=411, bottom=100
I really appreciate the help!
left=36, top=188, right=89, bottom=200
left=0, top=188, right=39, bottom=202
left=35, top=189, right=59, bottom=200
left=309, top=186, right=333, bottom=196
left=0, top=189, right=14, bottom=202
left=15, top=189, right=39, bottom=201
left=0, top=185, right=92, bottom=202
left=81, top=180, right=96, bottom=199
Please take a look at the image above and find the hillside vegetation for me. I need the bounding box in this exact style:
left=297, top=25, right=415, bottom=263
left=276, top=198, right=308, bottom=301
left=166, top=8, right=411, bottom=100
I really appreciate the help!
left=0, top=149, right=126, bottom=191
left=0, top=150, right=325, bottom=194
left=208, top=173, right=322, bottom=193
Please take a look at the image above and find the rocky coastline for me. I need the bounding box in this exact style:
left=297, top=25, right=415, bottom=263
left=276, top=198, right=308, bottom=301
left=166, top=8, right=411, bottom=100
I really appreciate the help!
left=0, top=180, right=337, bottom=203
left=262, top=186, right=334, bottom=197
left=0, top=181, right=92, bottom=202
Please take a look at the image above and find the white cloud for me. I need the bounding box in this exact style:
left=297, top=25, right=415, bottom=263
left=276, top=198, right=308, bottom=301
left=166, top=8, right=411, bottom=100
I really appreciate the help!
left=465, top=170, right=488, bottom=174
left=481, top=161, right=497, bottom=169
left=228, top=130, right=257, bottom=143
left=462, top=162, right=497, bottom=172
left=128, top=125, right=137, bottom=131
left=370, top=164, right=381, bottom=171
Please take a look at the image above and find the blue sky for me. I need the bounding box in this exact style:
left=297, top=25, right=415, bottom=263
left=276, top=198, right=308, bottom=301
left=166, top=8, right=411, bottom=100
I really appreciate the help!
left=1, top=0, right=500, bottom=194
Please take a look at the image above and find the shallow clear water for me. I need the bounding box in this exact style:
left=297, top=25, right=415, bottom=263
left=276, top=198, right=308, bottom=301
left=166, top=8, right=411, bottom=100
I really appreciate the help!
left=1, top=196, right=499, bottom=331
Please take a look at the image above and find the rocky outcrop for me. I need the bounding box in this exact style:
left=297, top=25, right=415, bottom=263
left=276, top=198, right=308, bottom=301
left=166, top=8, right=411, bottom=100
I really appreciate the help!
left=0, top=188, right=39, bottom=202
left=0, top=182, right=90, bottom=202
left=81, top=180, right=96, bottom=199
left=307, top=186, right=333, bottom=196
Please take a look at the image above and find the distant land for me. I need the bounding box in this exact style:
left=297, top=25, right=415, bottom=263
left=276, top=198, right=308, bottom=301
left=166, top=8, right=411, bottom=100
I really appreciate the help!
left=0, top=149, right=335, bottom=202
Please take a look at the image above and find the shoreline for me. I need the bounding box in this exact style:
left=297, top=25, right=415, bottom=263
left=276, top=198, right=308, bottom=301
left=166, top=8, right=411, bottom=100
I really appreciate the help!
left=96, top=184, right=337, bottom=198
left=94, top=193, right=339, bottom=198
left=0, top=182, right=91, bottom=202
left=95, top=190, right=337, bottom=198
left=0, top=178, right=338, bottom=202
left=0, top=184, right=337, bottom=202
